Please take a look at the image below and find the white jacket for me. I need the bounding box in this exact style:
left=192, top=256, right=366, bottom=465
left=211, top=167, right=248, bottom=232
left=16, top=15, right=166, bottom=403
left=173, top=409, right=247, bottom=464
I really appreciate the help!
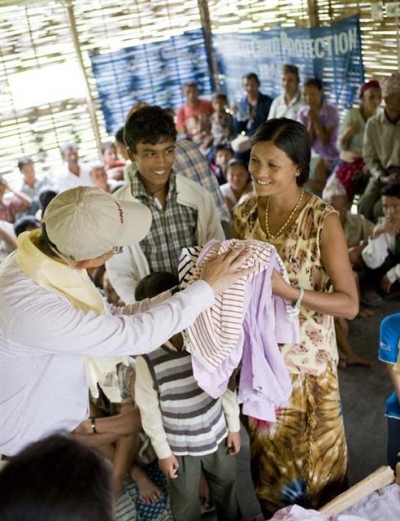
left=362, top=231, right=400, bottom=284
left=106, top=174, right=225, bottom=304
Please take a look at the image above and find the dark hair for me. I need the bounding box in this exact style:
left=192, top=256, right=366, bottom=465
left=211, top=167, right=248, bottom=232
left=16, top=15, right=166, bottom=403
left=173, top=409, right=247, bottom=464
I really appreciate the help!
left=183, top=81, right=198, bottom=90
left=38, top=188, right=58, bottom=214
left=37, top=223, right=60, bottom=259
left=135, top=271, right=179, bottom=301
left=215, top=144, right=234, bottom=155
left=303, top=78, right=323, bottom=91
left=212, top=92, right=227, bottom=103
left=252, top=118, right=310, bottom=186
left=226, top=158, right=251, bottom=182
left=115, top=126, right=125, bottom=145
left=17, top=156, right=33, bottom=170
left=0, top=434, right=113, bottom=521
left=100, top=141, right=116, bottom=154
left=123, top=106, right=177, bottom=152
left=282, top=64, right=300, bottom=81
left=381, top=181, right=400, bottom=198
left=242, top=72, right=260, bottom=86
left=14, top=215, right=41, bottom=237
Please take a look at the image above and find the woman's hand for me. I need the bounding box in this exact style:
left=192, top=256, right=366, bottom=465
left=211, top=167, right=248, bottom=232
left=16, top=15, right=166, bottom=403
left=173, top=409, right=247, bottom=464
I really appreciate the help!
left=201, top=246, right=257, bottom=295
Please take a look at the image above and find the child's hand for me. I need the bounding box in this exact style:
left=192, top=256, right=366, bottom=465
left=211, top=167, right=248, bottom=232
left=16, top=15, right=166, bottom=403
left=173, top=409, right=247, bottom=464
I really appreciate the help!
left=158, top=455, right=179, bottom=479
left=226, top=431, right=241, bottom=455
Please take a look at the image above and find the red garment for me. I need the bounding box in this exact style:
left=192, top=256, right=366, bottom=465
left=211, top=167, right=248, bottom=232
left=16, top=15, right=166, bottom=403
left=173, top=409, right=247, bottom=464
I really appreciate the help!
left=334, top=157, right=366, bottom=201
left=176, top=100, right=213, bottom=138
left=0, top=197, right=24, bottom=223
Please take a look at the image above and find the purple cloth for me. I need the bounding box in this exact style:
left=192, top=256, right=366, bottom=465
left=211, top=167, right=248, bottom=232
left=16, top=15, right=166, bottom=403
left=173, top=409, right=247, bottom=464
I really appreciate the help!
left=297, top=102, right=339, bottom=162
left=191, top=247, right=298, bottom=422
left=239, top=253, right=294, bottom=421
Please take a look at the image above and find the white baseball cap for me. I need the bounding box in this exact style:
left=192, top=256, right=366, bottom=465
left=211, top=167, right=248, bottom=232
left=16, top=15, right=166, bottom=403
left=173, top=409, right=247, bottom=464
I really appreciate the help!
left=43, top=186, right=152, bottom=261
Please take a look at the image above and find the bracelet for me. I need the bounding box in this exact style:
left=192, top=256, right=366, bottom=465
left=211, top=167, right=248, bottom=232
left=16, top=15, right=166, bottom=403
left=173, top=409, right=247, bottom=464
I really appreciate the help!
left=90, top=416, right=97, bottom=434
left=292, top=288, right=304, bottom=311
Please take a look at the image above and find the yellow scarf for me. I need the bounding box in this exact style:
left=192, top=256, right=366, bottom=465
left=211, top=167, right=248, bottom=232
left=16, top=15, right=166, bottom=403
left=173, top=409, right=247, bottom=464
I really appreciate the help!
left=15, top=229, right=127, bottom=402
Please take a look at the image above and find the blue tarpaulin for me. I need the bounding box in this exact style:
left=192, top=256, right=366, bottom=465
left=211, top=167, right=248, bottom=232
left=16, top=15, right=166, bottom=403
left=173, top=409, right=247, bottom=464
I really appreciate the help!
left=90, top=29, right=213, bottom=136
left=90, top=16, right=364, bottom=135
left=213, top=16, right=364, bottom=113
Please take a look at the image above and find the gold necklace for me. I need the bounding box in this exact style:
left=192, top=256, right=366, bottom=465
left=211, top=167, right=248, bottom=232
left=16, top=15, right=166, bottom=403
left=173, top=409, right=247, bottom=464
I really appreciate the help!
left=265, top=189, right=304, bottom=240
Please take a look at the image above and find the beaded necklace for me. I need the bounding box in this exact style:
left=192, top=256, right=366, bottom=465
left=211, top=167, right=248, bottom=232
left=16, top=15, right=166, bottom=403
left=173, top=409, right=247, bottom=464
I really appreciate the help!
left=264, top=189, right=304, bottom=241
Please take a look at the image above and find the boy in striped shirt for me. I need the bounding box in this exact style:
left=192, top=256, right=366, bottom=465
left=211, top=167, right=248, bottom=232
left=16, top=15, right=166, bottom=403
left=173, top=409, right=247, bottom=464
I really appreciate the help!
left=135, top=272, right=241, bottom=521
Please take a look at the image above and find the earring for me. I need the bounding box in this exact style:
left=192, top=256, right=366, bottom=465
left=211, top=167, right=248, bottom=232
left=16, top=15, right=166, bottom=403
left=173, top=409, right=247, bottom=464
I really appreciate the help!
left=296, top=170, right=301, bottom=177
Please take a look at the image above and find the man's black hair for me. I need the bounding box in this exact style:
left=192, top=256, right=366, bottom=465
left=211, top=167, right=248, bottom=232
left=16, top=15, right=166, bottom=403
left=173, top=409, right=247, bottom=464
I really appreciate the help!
left=381, top=181, right=400, bottom=198
left=123, top=106, right=177, bottom=152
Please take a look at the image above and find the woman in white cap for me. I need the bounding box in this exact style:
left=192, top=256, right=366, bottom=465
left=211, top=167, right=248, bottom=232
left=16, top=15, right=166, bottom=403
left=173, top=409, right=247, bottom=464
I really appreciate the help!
left=0, top=186, right=256, bottom=460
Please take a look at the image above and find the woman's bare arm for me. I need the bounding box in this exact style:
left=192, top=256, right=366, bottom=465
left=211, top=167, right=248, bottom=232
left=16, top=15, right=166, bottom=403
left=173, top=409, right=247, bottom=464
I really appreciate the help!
left=272, top=213, right=359, bottom=319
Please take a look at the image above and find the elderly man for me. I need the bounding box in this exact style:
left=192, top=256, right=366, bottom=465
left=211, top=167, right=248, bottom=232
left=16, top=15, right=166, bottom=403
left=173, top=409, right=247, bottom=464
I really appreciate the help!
left=359, top=73, right=400, bottom=221
left=0, top=186, right=253, bottom=458
left=55, top=142, right=92, bottom=193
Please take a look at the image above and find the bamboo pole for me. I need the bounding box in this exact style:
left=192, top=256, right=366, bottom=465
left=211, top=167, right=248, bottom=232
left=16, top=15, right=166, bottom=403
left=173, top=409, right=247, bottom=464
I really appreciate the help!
left=63, top=0, right=102, bottom=155
left=198, top=0, right=219, bottom=91
left=307, top=0, right=320, bottom=27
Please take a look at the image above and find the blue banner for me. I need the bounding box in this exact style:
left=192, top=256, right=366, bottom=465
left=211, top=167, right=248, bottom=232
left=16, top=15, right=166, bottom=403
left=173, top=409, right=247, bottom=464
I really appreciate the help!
left=213, top=16, right=364, bottom=113
left=90, top=29, right=213, bottom=136
left=91, top=17, right=364, bottom=136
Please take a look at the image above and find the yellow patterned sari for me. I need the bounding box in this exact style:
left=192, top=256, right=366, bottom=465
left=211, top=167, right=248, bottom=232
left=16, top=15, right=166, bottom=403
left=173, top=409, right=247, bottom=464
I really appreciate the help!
left=234, top=195, right=348, bottom=515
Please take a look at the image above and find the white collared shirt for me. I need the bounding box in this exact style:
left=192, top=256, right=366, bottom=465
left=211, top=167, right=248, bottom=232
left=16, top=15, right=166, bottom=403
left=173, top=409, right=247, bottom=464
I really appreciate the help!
left=55, top=162, right=93, bottom=193
left=0, top=254, right=214, bottom=456
left=267, top=91, right=304, bottom=121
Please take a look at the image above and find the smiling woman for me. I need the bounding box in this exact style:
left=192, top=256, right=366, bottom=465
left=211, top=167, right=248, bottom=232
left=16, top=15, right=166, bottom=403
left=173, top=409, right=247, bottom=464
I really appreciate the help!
left=233, top=117, right=358, bottom=516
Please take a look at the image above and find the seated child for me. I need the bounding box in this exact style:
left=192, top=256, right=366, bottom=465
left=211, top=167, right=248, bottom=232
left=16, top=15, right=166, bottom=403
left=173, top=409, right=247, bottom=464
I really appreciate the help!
left=210, top=144, right=235, bottom=185
left=101, top=141, right=125, bottom=181
left=220, top=158, right=254, bottom=214
left=210, top=92, right=236, bottom=146
left=134, top=272, right=241, bottom=521
left=362, top=182, right=400, bottom=297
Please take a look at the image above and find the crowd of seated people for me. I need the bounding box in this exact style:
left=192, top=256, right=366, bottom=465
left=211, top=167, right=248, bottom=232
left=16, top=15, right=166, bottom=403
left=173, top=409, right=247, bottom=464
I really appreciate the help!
left=1, top=68, right=399, bottom=521
left=172, top=70, right=399, bottom=296
left=0, top=138, right=128, bottom=263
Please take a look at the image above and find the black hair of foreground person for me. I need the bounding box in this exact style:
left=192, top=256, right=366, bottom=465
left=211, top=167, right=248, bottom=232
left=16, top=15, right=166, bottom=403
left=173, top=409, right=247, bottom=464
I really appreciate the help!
left=0, top=434, right=113, bottom=521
